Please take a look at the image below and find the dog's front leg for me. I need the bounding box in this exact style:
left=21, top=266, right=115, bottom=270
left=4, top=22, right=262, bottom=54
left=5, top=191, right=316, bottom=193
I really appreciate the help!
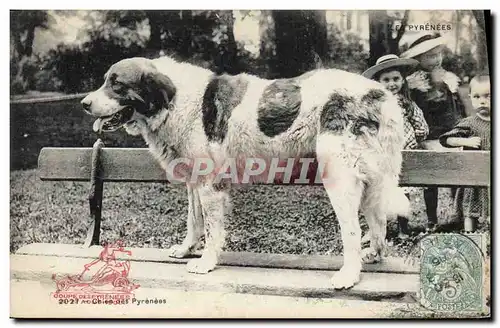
left=186, top=183, right=229, bottom=274
left=168, top=183, right=204, bottom=258
left=325, top=175, right=363, bottom=290
left=317, top=136, right=364, bottom=289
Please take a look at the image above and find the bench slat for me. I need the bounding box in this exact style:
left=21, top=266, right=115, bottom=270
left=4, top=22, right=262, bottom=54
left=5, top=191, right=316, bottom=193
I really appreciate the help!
left=16, top=243, right=419, bottom=274
left=11, top=254, right=418, bottom=302
left=38, top=148, right=166, bottom=182
left=38, top=148, right=490, bottom=186
left=400, top=150, right=490, bottom=187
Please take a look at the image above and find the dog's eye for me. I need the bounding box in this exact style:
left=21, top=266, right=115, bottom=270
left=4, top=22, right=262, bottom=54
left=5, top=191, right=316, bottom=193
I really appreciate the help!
left=112, top=81, right=126, bottom=93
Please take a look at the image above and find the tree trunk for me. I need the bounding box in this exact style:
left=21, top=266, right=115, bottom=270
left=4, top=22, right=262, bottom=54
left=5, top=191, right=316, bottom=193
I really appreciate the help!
left=346, top=11, right=352, bottom=30
left=273, top=10, right=300, bottom=77
left=259, top=10, right=275, bottom=57
left=340, top=11, right=345, bottom=30
left=11, top=31, right=24, bottom=61
left=10, top=10, right=49, bottom=94
left=178, top=10, right=193, bottom=58
left=472, top=10, right=486, bottom=31
left=455, top=11, right=462, bottom=54
left=145, top=11, right=164, bottom=50
left=470, top=10, right=489, bottom=73
left=367, top=10, right=407, bottom=65
left=483, top=11, right=491, bottom=73
left=259, top=10, right=276, bottom=78
left=11, top=28, right=35, bottom=94
left=215, top=10, right=238, bottom=74
left=356, top=11, right=363, bottom=33
left=393, top=10, right=409, bottom=50
left=311, top=10, right=327, bottom=65
left=369, top=11, right=391, bottom=66
left=12, top=56, right=30, bottom=94
left=24, top=27, right=35, bottom=57
left=272, top=10, right=327, bottom=78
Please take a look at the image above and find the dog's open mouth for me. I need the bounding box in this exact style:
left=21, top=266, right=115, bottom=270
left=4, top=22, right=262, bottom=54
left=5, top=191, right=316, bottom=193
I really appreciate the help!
left=93, top=107, right=135, bottom=133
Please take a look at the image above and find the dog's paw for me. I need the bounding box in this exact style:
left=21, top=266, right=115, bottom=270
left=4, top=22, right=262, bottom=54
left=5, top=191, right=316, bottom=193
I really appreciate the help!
left=168, top=244, right=194, bottom=258
left=186, top=257, right=216, bottom=274
left=360, top=233, right=371, bottom=246
left=331, top=265, right=361, bottom=289
left=361, top=247, right=381, bottom=264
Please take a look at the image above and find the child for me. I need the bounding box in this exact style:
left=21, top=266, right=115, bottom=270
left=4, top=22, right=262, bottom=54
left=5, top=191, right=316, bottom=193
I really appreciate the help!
left=362, top=54, right=429, bottom=239
left=400, top=32, right=467, bottom=232
left=439, top=74, right=491, bottom=231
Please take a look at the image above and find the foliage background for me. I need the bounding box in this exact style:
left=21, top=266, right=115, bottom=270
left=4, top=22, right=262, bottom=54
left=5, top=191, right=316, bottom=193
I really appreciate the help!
left=11, top=10, right=488, bottom=95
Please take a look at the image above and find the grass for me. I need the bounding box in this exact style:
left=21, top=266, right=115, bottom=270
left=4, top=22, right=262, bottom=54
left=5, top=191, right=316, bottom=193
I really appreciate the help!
left=10, top=169, right=344, bottom=255
left=10, top=95, right=468, bottom=257
left=11, top=168, right=463, bottom=257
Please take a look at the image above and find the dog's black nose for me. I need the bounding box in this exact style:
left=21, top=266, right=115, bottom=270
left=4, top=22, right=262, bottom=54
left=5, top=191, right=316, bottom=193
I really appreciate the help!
left=81, top=98, right=92, bottom=111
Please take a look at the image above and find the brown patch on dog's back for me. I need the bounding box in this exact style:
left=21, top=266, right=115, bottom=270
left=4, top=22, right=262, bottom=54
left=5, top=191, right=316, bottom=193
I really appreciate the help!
left=320, top=90, right=383, bottom=135
left=361, top=89, right=386, bottom=106
left=320, top=93, right=355, bottom=133
left=202, top=74, right=249, bottom=143
left=257, top=79, right=302, bottom=137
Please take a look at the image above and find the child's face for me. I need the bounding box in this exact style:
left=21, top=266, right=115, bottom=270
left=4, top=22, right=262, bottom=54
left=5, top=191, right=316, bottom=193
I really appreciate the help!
left=416, top=47, right=443, bottom=71
left=470, top=80, right=491, bottom=116
left=378, top=70, right=404, bottom=95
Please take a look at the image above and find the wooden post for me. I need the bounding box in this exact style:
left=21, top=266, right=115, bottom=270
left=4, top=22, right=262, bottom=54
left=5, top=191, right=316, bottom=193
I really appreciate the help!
left=84, top=139, right=104, bottom=248
left=464, top=217, right=477, bottom=232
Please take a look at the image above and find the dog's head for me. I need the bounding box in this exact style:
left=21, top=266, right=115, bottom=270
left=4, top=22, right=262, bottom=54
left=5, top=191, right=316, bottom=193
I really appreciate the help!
left=81, top=57, right=176, bottom=133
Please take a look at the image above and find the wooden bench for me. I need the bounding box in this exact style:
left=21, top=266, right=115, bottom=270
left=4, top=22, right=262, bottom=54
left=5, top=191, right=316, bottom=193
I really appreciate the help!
left=13, top=140, right=490, bottom=304
left=36, top=140, right=490, bottom=245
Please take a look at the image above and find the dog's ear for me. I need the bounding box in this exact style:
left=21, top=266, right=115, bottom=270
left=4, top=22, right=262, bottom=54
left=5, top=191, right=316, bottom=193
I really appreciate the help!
left=140, top=65, right=176, bottom=115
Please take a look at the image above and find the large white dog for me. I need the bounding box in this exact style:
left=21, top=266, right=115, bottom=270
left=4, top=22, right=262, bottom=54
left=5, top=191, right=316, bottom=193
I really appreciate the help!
left=81, top=56, right=409, bottom=289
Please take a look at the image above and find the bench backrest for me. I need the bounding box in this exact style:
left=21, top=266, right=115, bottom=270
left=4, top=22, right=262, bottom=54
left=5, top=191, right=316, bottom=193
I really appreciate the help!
left=38, top=148, right=490, bottom=187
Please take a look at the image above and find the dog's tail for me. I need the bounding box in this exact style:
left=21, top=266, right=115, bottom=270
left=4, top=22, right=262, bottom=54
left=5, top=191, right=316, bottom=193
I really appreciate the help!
left=386, top=187, right=411, bottom=218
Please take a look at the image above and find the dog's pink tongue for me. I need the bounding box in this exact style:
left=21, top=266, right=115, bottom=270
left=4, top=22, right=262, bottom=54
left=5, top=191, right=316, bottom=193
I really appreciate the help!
left=93, top=116, right=115, bottom=133
left=93, top=118, right=104, bottom=133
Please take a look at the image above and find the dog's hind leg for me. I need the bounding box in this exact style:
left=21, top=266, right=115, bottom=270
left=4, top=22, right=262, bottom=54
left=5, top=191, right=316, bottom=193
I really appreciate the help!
left=168, top=184, right=205, bottom=258
left=360, top=177, right=409, bottom=263
left=316, top=134, right=364, bottom=290
left=186, top=183, right=229, bottom=274
left=359, top=180, right=388, bottom=264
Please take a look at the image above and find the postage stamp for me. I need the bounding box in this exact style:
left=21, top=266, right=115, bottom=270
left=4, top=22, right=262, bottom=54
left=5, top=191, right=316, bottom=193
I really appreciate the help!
left=419, top=233, right=487, bottom=313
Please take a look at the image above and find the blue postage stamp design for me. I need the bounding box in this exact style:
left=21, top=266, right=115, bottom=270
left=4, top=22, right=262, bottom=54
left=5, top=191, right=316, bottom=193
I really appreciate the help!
left=419, top=233, right=485, bottom=313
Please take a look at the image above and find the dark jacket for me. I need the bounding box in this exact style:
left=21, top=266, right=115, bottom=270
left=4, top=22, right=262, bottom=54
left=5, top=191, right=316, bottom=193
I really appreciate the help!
left=409, top=69, right=466, bottom=140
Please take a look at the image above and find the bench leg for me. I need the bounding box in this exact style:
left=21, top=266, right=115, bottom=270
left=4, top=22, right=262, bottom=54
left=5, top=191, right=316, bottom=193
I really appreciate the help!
left=84, top=139, right=104, bottom=247
left=464, top=216, right=477, bottom=232
left=84, top=179, right=103, bottom=247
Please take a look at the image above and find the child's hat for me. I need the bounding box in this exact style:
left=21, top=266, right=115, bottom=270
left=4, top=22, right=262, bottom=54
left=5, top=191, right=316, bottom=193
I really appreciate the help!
left=400, top=32, right=447, bottom=59
left=362, top=54, right=419, bottom=79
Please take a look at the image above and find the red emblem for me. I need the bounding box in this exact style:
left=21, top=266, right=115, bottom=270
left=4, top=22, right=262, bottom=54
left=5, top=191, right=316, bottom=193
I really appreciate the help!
left=52, top=241, right=140, bottom=295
